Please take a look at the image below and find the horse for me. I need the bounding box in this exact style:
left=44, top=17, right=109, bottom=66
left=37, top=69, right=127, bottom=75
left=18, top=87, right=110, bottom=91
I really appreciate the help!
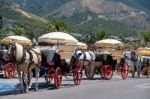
left=70, top=49, right=116, bottom=79
left=69, top=49, right=96, bottom=79
left=8, top=43, right=41, bottom=92
left=123, top=51, right=142, bottom=77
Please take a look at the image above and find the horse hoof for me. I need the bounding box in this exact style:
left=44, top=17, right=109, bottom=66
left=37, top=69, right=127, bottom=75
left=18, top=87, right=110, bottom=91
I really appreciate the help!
left=28, top=85, right=31, bottom=89
left=24, top=90, right=29, bottom=93
left=20, top=90, right=24, bottom=93
left=34, top=88, right=38, bottom=91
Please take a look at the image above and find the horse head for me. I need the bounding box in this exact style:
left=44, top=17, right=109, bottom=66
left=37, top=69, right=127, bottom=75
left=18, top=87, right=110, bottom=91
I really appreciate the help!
left=8, top=42, right=16, bottom=61
left=130, top=51, right=138, bottom=61
left=69, top=49, right=82, bottom=69
left=8, top=43, right=24, bottom=63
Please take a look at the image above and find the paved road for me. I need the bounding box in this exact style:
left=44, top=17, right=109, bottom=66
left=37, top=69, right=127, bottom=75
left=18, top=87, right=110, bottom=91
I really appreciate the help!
left=0, top=73, right=150, bottom=99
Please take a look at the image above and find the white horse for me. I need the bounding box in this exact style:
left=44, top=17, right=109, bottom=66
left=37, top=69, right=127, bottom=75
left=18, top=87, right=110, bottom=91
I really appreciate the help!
left=123, top=51, right=142, bottom=77
left=8, top=43, right=41, bottom=92
left=70, top=49, right=96, bottom=79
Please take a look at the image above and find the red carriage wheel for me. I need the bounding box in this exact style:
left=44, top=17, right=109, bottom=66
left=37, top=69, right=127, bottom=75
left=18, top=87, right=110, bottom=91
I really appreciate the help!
left=121, top=62, right=128, bottom=79
left=4, top=63, right=16, bottom=78
left=104, top=65, right=113, bottom=80
left=73, top=64, right=82, bottom=85
left=45, top=68, right=55, bottom=84
left=54, top=67, right=62, bottom=89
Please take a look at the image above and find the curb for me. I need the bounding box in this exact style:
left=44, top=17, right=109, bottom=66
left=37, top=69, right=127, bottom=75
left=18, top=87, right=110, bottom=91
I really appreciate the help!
left=0, top=83, right=19, bottom=93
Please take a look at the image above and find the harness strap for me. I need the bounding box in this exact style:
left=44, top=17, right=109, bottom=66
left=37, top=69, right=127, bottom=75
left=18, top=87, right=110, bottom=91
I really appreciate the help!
left=18, top=47, right=26, bottom=64
left=26, top=49, right=33, bottom=64
left=28, top=48, right=41, bottom=55
left=81, top=50, right=86, bottom=60
left=29, top=49, right=41, bottom=68
left=89, top=51, right=93, bottom=61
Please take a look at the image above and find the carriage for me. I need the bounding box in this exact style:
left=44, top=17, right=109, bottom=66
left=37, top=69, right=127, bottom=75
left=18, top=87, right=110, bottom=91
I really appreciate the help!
left=0, top=49, right=16, bottom=78
left=40, top=44, right=83, bottom=88
left=93, top=39, right=128, bottom=79
left=40, top=47, right=63, bottom=88
left=94, top=50, right=128, bottom=80
left=93, top=51, right=116, bottom=80
left=137, top=56, right=150, bottom=77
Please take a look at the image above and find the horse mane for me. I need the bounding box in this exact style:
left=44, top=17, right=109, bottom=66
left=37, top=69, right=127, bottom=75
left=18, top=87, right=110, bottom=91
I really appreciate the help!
left=15, top=43, right=24, bottom=63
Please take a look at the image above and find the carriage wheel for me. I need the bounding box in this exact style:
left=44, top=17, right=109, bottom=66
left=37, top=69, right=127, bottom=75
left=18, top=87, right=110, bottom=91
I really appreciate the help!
left=54, top=67, right=62, bottom=89
left=104, top=65, right=113, bottom=80
left=73, top=64, right=82, bottom=85
left=4, top=63, right=16, bottom=78
left=45, top=69, right=55, bottom=84
left=121, top=62, right=128, bottom=79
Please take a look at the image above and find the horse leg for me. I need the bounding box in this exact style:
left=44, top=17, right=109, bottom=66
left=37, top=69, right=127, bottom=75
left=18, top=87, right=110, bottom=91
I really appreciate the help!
left=89, top=62, right=95, bottom=79
left=34, top=67, right=40, bottom=91
left=28, top=66, right=33, bottom=89
left=84, top=65, right=90, bottom=79
left=137, top=62, right=142, bottom=78
left=23, top=71, right=29, bottom=93
left=18, top=71, right=24, bottom=92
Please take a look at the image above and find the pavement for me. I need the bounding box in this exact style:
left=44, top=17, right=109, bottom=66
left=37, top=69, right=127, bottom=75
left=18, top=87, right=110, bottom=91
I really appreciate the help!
left=0, top=72, right=150, bottom=99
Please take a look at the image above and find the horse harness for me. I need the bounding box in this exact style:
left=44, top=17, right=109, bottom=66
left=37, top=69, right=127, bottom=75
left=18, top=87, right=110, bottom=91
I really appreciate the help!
left=80, top=50, right=94, bottom=67
left=19, top=47, right=40, bottom=68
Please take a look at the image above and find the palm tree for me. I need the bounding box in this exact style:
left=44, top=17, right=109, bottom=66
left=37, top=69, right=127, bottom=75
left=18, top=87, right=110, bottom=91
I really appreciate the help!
left=94, top=29, right=108, bottom=41
left=46, top=19, right=70, bottom=33
left=141, top=31, right=150, bottom=46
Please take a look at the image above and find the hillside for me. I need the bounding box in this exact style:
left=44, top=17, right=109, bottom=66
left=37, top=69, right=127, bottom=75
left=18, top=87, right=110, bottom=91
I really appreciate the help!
left=0, top=3, right=47, bottom=39
left=110, top=0, right=150, bottom=14
left=1, top=0, right=150, bottom=37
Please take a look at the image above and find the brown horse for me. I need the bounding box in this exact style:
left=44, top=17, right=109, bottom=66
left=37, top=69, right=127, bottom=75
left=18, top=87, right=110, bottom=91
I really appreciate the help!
left=8, top=43, right=41, bottom=92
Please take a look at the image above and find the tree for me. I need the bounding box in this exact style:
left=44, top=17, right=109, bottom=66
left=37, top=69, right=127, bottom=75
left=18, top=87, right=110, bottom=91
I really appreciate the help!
left=10, top=28, right=25, bottom=36
left=46, top=19, right=70, bottom=33
left=94, top=29, right=108, bottom=41
left=140, top=31, right=150, bottom=46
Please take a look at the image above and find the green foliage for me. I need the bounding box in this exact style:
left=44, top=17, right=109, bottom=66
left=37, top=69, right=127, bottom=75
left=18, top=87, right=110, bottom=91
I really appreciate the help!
left=94, top=29, right=108, bottom=41
left=10, top=28, right=25, bottom=36
left=46, top=19, right=71, bottom=33
left=0, top=29, right=7, bottom=39
left=14, top=0, right=68, bottom=16
left=1, top=0, right=148, bottom=40
left=0, top=6, right=47, bottom=39
left=140, top=31, right=150, bottom=45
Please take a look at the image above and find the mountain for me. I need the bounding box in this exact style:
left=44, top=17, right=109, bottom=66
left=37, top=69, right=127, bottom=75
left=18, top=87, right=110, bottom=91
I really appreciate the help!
left=110, top=0, right=150, bottom=14
left=0, top=1, right=48, bottom=38
left=2, top=0, right=150, bottom=37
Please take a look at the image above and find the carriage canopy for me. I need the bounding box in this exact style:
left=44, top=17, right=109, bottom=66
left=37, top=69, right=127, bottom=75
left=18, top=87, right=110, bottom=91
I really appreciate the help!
left=38, top=32, right=78, bottom=45
left=94, top=39, right=123, bottom=48
left=136, top=47, right=150, bottom=56
left=1, top=35, right=32, bottom=46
